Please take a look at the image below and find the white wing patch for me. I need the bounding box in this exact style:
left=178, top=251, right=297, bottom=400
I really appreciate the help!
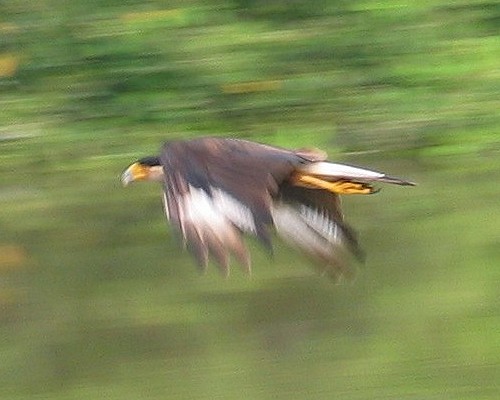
left=272, top=203, right=351, bottom=280
left=212, top=188, right=256, bottom=233
left=179, top=186, right=256, bottom=234
left=164, top=185, right=254, bottom=273
left=272, top=204, right=340, bottom=254
left=181, top=186, right=229, bottom=233
left=299, top=205, right=342, bottom=245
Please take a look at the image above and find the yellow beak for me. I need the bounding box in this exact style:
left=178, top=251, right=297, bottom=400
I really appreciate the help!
left=121, top=162, right=149, bottom=186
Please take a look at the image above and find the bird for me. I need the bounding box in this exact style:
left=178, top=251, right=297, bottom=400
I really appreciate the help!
left=121, top=137, right=415, bottom=280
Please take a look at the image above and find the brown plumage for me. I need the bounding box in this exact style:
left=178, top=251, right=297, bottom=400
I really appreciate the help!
left=122, top=137, right=415, bottom=280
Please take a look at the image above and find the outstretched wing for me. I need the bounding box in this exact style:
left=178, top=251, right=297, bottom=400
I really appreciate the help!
left=160, top=137, right=318, bottom=276
left=272, top=185, right=363, bottom=281
left=159, top=137, right=413, bottom=280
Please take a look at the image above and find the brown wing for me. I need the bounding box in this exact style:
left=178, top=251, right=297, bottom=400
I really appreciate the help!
left=160, top=137, right=313, bottom=275
left=273, top=185, right=364, bottom=280
left=160, top=137, right=363, bottom=280
left=279, top=184, right=362, bottom=254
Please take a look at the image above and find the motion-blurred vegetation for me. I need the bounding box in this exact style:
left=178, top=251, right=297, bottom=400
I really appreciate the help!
left=0, top=1, right=499, bottom=399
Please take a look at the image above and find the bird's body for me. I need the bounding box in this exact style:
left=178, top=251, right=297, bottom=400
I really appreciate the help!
left=122, top=137, right=414, bottom=280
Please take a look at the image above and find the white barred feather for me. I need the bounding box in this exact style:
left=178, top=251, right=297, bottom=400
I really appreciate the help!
left=272, top=203, right=352, bottom=280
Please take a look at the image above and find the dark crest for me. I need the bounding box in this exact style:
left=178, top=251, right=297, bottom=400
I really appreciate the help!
left=138, top=156, right=161, bottom=167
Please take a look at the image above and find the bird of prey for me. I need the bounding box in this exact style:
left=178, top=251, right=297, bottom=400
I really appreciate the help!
left=121, top=137, right=414, bottom=280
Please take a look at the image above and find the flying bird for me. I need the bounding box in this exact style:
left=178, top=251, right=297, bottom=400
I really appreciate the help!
left=121, top=137, right=415, bottom=280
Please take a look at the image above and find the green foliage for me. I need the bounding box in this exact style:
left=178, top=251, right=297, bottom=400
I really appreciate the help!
left=0, top=1, right=499, bottom=399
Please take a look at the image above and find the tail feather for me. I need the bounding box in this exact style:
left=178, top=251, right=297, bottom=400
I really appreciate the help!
left=298, top=161, right=415, bottom=186
left=376, top=175, right=416, bottom=186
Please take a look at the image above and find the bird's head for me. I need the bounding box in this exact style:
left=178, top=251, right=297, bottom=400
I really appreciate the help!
left=121, top=156, right=164, bottom=186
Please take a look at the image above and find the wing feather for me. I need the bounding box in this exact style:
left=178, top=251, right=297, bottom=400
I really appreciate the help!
left=274, top=184, right=364, bottom=280
left=160, top=138, right=305, bottom=274
left=271, top=203, right=353, bottom=280
left=158, top=137, right=406, bottom=280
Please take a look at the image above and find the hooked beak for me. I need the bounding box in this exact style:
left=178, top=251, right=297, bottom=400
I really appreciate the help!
left=121, top=162, right=148, bottom=186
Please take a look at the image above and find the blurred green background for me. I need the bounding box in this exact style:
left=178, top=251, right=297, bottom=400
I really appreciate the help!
left=1, top=1, right=499, bottom=399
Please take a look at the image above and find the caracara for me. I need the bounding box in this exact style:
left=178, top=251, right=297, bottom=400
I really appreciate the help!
left=121, top=137, right=414, bottom=280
